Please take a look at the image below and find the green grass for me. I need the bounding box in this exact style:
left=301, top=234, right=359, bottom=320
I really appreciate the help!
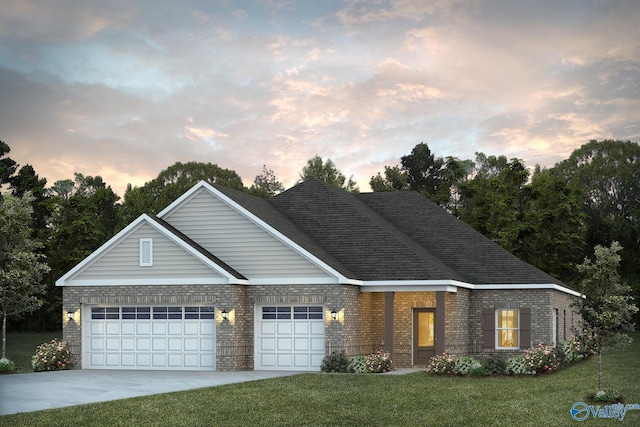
left=1, top=333, right=639, bottom=426
left=1, top=332, right=61, bottom=374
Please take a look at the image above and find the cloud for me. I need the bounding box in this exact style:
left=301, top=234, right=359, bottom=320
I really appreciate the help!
left=1, top=0, right=639, bottom=197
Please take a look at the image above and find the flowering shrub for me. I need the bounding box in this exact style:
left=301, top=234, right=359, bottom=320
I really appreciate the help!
left=455, top=356, right=482, bottom=375
left=561, top=330, right=595, bottom=363
left=522, top=343, right=560, bottom=374
left=348, top=355, right=367, bottom=373
left=426, top=353, right=456, bottom=375
left=32, top=338, right=73, bottom=372
left=364, top=351, right=394, bottom=373
left=0, top=358, right=16, bottom=373
left=506, top=356, right=534, bottom=375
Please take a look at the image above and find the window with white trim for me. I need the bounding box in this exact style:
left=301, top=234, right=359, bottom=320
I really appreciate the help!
left=496, top=309, right=519, bottom=349
left=139, top=238, right=153, bottom=266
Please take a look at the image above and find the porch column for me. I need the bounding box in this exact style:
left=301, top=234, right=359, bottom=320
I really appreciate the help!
left=435, top=291, right=446, bottom=354
left=384, top=292, right=394, bottom=357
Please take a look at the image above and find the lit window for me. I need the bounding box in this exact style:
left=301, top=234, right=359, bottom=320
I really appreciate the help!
left=139, top=238, right=153, bottom=266
left=496, top=309, right=519, bottom=349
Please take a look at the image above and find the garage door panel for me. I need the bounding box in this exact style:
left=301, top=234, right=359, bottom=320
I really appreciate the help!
left=201, top=338, right=214, bottom=351
left=91, top=323, right=104, bottom=335
left=122, top=338, right=135, bottom=350
left=256, top=305, right=325, bottom=371
left=106, top=323, right=119, bottom=335
left=106, top=338, right=119, bottom=350
left=91, top=338, right=104, bottom=350
left=294, top=338, right=309, bottom=351
left=260, top=337, right=276, bottom=351
left=277, top=337, right=292, bottom=351
left=121, top=354, right=135, bottom=366
left=294, top=323, right=309, bottom=335
left=85, top=305, right=215, bottom=370
left=184, top=323, right=199, bottom=335
left=294, top=354, right=309, bottom=367
left=277, top=322, right=292, bottom=334
left=121, top=323, right=135, bottom=335
left=261, top=322, right=276, bottom=335
left=152, top=338, right=166, bottom=351
left=311, top=338, right=325, bottom=351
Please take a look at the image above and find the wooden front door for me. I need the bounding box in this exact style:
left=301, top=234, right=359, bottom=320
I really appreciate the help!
left=413, top=308, right=436, bottom=365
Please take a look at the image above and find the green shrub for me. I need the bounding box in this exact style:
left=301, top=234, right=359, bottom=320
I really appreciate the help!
left=426, top=353, right=456, bottom=375
left=348, top=355, right=367, bottom=373
left=0, top=358, right=16, bottom=373
left=31, top=338, right=73, bottom=372
left=468, top=365, right=490, bottom=376
left=321, top=351, right=350, bottom=373
left=484, top=354, right=507, bottom=374
left=506, top=356, right=534, bottom=375
left=364, top=351, right=394, bottom=373
left=454, top=356, right=482, bottom=375
left=593, top=389, right=622, bottom=402
left=523, top=344, right=560, bottom=374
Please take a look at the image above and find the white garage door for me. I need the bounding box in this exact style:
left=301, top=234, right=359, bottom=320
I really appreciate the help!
left=255, top=305, right=325, bottom=371
left=83, top=305, right=215, bottom=370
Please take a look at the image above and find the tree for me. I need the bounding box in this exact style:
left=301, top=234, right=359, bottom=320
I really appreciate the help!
left=250, top=165, right=285, bottom=198
left=400, top=143, right=447, bottom=204
left=458, top=154, right=529, bottom=251
left=0, top=141, right=17, bottom=191
left=0, top=192, right=50, bottom=358
left=573, top=242, right=638, bottom=393
left=552, top=140, right=640, bottom=313
left=120, top=161, right=245, bottom=224
left=514, top=167, right=586, bottom=282
left=299, top=155, right=358, bottom=192
left=369, top=166, right=409, bottom=192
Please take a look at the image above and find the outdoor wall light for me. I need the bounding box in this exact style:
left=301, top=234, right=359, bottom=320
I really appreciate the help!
left=330, top=310, right=337, bottom=321
left=221, top=309, right=229, bottom=321
left=67, top=310, right=74, bottom=321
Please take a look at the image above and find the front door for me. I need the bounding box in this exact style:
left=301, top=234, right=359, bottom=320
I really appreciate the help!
left=413, top=308, right=435, bottom=365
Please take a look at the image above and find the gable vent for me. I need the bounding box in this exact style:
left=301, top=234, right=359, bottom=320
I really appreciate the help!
left=139, top=238, right=153, bottom=266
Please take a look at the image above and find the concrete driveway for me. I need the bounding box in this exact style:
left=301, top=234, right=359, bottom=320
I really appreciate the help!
left=0, top=370, right=301, bottom=416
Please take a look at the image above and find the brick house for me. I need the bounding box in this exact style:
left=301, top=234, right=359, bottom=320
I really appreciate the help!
left=57, top=179, right=581, bottom=371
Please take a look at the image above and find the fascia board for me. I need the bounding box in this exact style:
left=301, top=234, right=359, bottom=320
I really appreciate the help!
left=164, top=180, right=349, bottom=283
left=473, top=283, right=583, bottom=297
left=61, top=278, right=242, bottom=286
left=361, top=280, right=582, bottom=297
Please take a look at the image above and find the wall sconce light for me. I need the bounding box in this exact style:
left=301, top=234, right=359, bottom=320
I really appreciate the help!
left=67, top=310, right=74, bottom=321
left=330, top=310, right=337, bottom=321
left=221, top=309, right=229, bottom=321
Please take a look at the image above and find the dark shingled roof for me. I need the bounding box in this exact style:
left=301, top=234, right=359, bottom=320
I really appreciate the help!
left=214, top=179, right=567, bottom=286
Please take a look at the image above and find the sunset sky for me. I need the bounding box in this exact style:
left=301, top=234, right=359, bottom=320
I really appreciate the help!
left=2, top=0, right=639, bottom=196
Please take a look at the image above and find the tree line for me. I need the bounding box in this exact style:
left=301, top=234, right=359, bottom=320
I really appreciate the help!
left=1, top=139, right=639, bottom=331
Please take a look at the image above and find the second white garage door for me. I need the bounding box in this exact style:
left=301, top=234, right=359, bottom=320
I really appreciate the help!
left=83, top=305, right=216, bottom=370
left=255, top=305, right=325, bottom=371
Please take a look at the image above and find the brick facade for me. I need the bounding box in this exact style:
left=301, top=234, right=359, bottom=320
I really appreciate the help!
left=63, top=284, right=580, bottom=371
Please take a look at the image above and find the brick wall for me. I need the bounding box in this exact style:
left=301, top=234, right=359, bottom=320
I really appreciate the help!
left=468, top=288, right=580, bottom=357
left=392, top=292, right=436, bottom=367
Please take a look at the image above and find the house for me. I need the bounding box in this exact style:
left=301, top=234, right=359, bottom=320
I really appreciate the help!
left=57, top=179, right=581, bottom=371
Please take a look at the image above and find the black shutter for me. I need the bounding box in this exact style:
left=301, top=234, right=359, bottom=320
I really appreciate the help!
left=483, top=308, right=495, bottom=349
left=520, top=307, right=531, bottom=349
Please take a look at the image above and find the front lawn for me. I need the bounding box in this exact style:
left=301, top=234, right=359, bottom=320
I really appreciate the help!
left=1, top=333, right=639, bottom=426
